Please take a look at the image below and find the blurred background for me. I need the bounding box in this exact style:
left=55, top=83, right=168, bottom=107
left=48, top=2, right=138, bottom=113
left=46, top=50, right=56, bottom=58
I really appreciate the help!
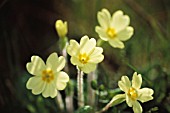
left=0, top=0, right=170, bottom=112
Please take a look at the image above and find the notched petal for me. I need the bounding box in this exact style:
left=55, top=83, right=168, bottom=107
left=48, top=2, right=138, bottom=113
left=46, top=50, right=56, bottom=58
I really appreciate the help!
left=67, top=40, right=80, bottom=56
left=132, top=72, right=142, bottom=89
left=118, top=76, right=131, bottom=92
left=26, top=56, right=45, bottom=75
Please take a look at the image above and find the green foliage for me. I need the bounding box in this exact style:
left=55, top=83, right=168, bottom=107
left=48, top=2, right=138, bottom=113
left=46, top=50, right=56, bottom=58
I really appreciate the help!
left=91, top=80, right=98, bottom=90
left=75, top=106, right=94, bottom=113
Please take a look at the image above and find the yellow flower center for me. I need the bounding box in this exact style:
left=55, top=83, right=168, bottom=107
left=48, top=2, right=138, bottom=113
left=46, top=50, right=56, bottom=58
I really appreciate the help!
left=79, top=53, right=89, bottom=64
left=42, top=69, right=54, bottom=83
left=107, top=28, right=116, bottom=39
left=128, top=87, right=138, bottom=101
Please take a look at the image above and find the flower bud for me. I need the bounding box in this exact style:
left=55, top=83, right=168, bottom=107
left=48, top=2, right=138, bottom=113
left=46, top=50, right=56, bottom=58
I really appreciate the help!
left=55, top=20, right=68, bottom=38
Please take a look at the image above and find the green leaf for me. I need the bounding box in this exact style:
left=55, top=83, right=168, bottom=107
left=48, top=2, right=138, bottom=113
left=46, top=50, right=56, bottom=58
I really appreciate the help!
left=108, top=88, right=122, bottom=98
left=110, top=94, right=126, bottom=106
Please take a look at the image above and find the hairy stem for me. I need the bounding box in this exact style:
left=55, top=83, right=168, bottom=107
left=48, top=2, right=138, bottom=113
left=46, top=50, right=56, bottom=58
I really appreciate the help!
left=87, top=71, right=97, bottom=107
left=77, top=69, right=84, bottom=107
left=65, top=94, right=74, bottom=113
left=60, top=37, right=74, bottom=112
left=55, top=91, right=64, bottom=111
left=95, top=100, right=112, bottom=113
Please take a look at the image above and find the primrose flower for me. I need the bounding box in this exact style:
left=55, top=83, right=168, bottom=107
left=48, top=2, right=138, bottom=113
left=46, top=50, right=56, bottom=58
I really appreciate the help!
left=95, top=8, right=134, bottom=49
left=111, top=72, right=154, bottom=113
left=26, top=52, right=69, bottom=98
left=67, top=35, right=104, bottom=73
left=55, top=20, right=68, bottom=38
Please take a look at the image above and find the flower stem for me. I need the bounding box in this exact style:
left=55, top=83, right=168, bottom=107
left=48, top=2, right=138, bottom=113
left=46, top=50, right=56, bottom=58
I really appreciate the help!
left=65, top=80, right=74, bottom=113
left=60, top=36, right=74, bottom=112
left=87, top=71, right=97, bottom=107
left=77, top=68, right=84, bottom=107
left=65, top=94, right=74, bottom=113
left=95, top=100, right=112, bottom=113
left=63, top=47, right=74, bottom=113
left=55, top=91, right=64, bottom=111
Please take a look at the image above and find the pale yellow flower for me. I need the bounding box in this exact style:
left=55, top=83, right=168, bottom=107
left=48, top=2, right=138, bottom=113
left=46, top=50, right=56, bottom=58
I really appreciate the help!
left=111, top=72, right=154, bottom=113
left=26, top=52, right=69, bottom=98
left=67, top=35, right=104, bottom=73
left=95, top=8, right=134, bottom=49
left=55, top=20, right=68, bottom=38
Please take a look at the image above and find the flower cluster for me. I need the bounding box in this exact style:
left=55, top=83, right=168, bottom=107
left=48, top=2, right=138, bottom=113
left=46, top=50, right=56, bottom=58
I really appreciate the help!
left=25, top=8, right=154, bottom=113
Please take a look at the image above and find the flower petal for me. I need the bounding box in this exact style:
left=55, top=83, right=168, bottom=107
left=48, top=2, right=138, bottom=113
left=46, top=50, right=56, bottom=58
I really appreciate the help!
left=126, top=94, right=133, bottom=107
left=31, top=78, right=46, bottom=95
left=81, top=63, right=97, bottom=74
left=95, top=26, right=109, bottom=41
left=42, top=82, right=57, bottom=98
left=80, top=35, right=89, bottom=45
left=80, top=36, right=96, bottom=55
left=132, top=72, right=142, bottom=89
left=55, top=72, right=69, bottom=90
left=71, top=56, right=84, bottom=67
left=108, top=38, right=124, bottom=49
left=97, top=8, right=111, bottom=29
left=67, top=39, right=80, bottom=56
left=26, top=56, right=46, bottom=75
left=138, top=88, right=154, bottom=103
left=118, top=76, right=131, bottom=92
left=46, top=53, right=66, bottom=72
left=57, top=82, right=67, bottom=90
left=132, top=101, right=143, bottom=113
left=26, top=76, right=42, bottom=89
left=90, top=47, right=103, bottom=56
left=56, top=71, right=69, bottom=83
left=111, top=10, right=130, bottom=32
left=88, top=47, right=104, bottom=63
left=46, top=52, right=58, bottom=68
left=89, top=54, right=104, bottom=64
left=117, top=26, right=134, bottom=41
left=56, top=56, right=66, bottom=71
